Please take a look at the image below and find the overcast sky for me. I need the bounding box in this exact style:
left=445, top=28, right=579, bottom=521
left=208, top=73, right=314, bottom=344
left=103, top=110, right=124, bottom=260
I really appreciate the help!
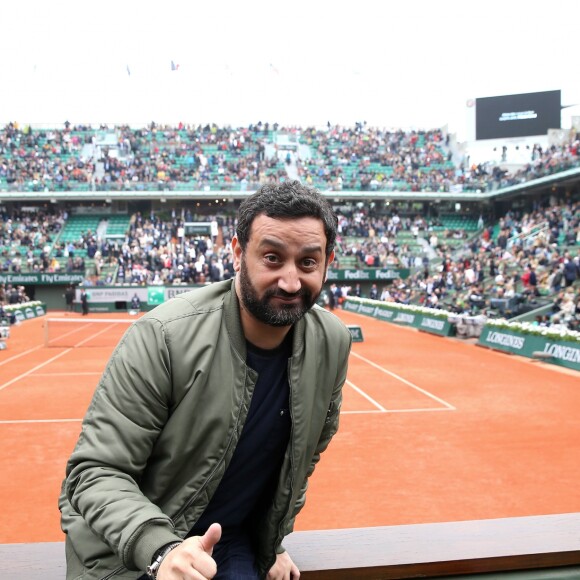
left=0, top=0, right=578, bottom=139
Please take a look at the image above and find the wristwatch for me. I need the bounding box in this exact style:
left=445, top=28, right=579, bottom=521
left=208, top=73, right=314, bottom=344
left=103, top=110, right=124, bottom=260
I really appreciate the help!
left=146, top=541, right=182, bottom=579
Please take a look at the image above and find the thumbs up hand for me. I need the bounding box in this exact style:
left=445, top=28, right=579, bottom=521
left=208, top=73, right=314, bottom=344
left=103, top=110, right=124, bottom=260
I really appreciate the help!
left=157, top=523, right=222, bottom=579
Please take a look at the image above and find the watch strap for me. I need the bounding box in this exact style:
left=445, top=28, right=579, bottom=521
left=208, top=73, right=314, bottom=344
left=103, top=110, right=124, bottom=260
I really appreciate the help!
left=146, top=541, right=182, bottom=579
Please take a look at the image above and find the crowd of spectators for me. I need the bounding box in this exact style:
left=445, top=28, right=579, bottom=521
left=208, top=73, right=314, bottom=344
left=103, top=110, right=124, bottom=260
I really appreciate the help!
left=335, top=200, right=580, bottom=331
left=461, top=139, right=580, bottom=193
left=0, top=283, right=32, bottom=325
left=1, top=200, right=578, bottom=333
left=1, top=208, right=67, bottom=273
left=1, top=121, right=579, bottom=194
left=0, top=283, right=31, bottom=305
left=296, top=126, right=453, bottom=192
left=0, top=123, right=95, bottom=191
left=96, top=122, right=286, bottom=192
left=101, top=210, right=236, bottom=286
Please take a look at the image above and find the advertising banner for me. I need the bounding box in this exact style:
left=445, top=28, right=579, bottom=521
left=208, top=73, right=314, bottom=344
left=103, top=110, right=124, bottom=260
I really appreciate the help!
left=343, top=299, right=454, bottom=337
left=478, top=327, right=529, bottom=354
left=327, top=268, right=410, bottom=282
left=346, top=325, right=364, bottom=342
left=147, top=287, right=166, bottom=306
left=71, top=285, right=203, bottom=311
left=164, top=286, right=197, bottom=301
left=417, top=315, right=454, bottom=337
left=4, top=302, right=47, bottom=321
left=478, top=324, right=580, bottom=372
left=0, top=273, right=85, bottom=285
left=76, top=287, right=149, bottom=304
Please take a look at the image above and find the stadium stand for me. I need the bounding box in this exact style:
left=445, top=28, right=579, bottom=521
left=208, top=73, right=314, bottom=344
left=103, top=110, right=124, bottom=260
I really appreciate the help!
left=1, top=121, right=578, bottom=332
left=1, top=122, right=579, bottom=193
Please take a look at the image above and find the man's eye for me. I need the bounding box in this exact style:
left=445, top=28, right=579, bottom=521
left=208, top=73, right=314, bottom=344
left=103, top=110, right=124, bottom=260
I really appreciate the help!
left=265, top=255, right=279, bottom=263
left=303, top=259, right=317, bottom=268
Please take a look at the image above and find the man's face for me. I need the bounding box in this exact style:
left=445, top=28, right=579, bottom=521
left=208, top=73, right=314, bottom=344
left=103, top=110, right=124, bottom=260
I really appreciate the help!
left=233, top=215, right=333, bottom=327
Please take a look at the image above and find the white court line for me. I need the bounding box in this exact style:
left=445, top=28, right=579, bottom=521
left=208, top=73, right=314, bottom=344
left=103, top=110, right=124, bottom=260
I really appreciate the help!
left=350, top=350, right=456, bottom=411
left=342, top=407, right=454, bottom=415
left=0, top=318, right=111, bottom=366
left=341, top=410, right=385, bottom=415
left=0, top=344, right=44, bottom=367
left=0, top=323, right=116, bottom=393
left=0, top=326, right=116, bottom=391
left=73, top=322, right=120, bottom=347
left=346, top=379, right=387, bottom=412
left=45, top=320, right=102, bottom=347
left=0, top=418, right=82, bottom=424
left=0, top=349, right=72, bottom=392
left=32, top=372, right=101, bottom=377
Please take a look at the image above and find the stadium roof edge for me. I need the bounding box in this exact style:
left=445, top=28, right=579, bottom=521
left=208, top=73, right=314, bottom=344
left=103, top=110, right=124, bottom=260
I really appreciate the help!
left=1, top=190, right=489, bottom=203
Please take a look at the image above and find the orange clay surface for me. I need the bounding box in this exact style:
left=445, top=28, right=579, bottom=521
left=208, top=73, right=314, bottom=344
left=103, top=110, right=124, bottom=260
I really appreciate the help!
left=1, top=309, right=579, bottom=544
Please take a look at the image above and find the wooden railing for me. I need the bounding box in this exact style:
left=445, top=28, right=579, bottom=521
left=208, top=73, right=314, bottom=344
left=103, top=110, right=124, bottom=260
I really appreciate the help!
left=3, top=513, right=580, bottom=579
left=285, top=513, right=580, bottom=579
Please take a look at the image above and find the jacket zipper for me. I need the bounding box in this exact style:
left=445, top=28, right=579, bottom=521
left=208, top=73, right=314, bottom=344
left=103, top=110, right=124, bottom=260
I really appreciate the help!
left=170, top=370, right=251, bottom=524
left=269, top=358, right=296, bottom=569
left=100, top=565, right=125, bottom=580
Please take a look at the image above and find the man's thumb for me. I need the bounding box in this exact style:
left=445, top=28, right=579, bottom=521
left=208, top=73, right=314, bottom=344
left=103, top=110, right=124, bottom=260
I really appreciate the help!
left=200, top=523, right=222, bottom=555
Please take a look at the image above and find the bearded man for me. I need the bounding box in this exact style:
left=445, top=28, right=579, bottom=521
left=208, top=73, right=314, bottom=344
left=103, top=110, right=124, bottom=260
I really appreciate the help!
left=60, top=181, right=352, bottom=580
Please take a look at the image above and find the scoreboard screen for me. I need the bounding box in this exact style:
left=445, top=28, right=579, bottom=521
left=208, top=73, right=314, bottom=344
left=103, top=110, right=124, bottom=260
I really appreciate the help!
left=183, top=222, right=212, bottom=235
left=475, top=90, right=561, bottom=140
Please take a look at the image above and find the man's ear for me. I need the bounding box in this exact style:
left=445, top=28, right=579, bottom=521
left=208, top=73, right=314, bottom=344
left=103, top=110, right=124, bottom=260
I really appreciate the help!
left=232, top=236, right=242, bottom=272
left=324, top=250, right=336, bottom=283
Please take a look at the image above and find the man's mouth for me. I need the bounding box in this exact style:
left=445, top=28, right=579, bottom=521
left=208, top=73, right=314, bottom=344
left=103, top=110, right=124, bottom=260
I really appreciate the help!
left=272, top=294, right=301, bottom=302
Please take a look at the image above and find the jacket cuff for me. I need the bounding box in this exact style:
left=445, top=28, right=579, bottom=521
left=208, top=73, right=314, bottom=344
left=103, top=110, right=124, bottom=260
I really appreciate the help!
left=131, top=525, right=182, bottom=572
left=276, top=543, right=286, bottom=554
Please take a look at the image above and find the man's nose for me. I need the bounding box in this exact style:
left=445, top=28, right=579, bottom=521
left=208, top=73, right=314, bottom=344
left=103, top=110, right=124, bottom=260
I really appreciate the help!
left=279, top=265, right=302, bottom=294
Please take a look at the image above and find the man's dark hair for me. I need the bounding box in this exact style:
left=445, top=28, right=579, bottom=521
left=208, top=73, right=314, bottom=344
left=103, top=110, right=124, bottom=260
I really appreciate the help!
left=236, top=180, right=338, bottom=262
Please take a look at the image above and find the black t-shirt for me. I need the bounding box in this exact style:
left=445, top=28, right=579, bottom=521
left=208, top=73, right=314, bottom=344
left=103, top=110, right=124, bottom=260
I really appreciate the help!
left=188, top=331, right=292, bottom=537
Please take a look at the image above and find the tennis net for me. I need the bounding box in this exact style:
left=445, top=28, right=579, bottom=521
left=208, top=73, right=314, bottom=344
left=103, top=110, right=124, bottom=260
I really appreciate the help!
left=44, top=317, right=136, bottom=348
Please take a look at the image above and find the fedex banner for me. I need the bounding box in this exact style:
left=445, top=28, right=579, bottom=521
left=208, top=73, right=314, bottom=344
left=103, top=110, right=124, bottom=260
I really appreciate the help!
left=326, top=268, right=410, bottom=281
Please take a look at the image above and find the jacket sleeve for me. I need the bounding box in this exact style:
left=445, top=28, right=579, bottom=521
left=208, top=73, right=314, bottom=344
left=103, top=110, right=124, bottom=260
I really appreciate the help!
left=282, top=328, right=352, bottom=541
left=63, top=317, right=182, bottom=571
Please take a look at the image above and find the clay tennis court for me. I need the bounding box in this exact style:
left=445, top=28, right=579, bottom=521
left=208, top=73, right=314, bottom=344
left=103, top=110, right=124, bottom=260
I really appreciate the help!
left=1, top=308, right=579, bottom=545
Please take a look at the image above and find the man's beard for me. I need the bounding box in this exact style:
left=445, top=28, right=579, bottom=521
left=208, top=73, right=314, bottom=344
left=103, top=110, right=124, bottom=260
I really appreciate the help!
left=238, top=258, right=320, bottom=327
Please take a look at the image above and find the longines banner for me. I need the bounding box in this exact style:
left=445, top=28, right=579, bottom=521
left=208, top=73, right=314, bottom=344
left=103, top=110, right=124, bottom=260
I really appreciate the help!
left=326, top=268, right=410, bottom=281
left=478, top=325, right=580, bottom=372
left=0, top=273, right=85, bottom=285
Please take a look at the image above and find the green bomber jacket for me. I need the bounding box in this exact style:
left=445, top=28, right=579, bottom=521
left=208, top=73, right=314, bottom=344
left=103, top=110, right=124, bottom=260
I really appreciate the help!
left=59, top=279, right=352, bottom=579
